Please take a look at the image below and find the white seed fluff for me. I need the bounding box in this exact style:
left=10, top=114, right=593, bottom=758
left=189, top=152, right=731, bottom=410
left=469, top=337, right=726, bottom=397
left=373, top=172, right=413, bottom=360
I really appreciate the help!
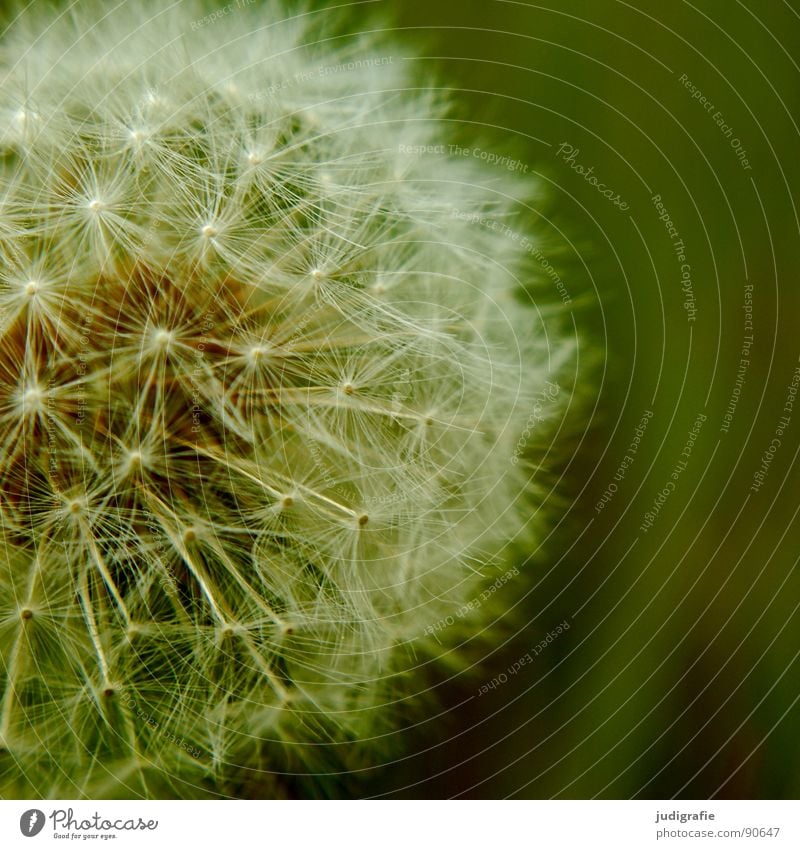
left=0, top=2, right=568, bottom=797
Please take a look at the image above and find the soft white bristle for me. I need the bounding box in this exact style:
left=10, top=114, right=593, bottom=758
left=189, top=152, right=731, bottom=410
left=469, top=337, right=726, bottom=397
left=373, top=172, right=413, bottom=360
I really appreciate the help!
left=0, top=0, right=568, bottom=798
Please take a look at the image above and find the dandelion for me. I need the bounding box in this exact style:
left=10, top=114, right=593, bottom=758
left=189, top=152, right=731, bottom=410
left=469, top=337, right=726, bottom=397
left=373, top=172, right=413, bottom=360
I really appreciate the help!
left=0, top=2, right=569, bottom=797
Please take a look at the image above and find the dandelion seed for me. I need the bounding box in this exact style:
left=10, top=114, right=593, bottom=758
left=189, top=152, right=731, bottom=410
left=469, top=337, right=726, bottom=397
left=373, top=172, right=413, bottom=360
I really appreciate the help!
left=20, top=384, right=43, bottom=414
left=152, top=328, right=173, bottom=349
left=0, top=0, right=569, bottom=799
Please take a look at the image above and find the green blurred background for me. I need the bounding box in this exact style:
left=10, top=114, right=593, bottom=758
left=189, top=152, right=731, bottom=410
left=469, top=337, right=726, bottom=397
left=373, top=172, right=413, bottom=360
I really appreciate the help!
left=328, top=0, right=800, bottom=798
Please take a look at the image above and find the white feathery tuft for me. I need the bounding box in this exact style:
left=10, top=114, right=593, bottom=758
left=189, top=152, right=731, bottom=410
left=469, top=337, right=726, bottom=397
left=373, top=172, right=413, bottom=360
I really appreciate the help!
left=0, top=1, right=569, bottom=797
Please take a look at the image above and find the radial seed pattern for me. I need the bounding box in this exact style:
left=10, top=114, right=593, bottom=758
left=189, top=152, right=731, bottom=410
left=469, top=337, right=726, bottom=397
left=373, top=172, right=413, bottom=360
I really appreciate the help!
left=0, top=3, right=566, bottom=797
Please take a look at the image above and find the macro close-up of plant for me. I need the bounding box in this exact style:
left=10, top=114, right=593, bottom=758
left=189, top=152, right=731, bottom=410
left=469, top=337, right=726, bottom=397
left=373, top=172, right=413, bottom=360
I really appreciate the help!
left=0, top=2, right=569, bottom=798
left=5, top=0, right=794, bottom=819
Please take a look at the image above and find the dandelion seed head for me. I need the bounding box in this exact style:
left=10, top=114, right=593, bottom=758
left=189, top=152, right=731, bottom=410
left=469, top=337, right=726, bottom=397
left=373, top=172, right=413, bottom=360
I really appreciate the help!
left=0, top=0, right=570, bottom=798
